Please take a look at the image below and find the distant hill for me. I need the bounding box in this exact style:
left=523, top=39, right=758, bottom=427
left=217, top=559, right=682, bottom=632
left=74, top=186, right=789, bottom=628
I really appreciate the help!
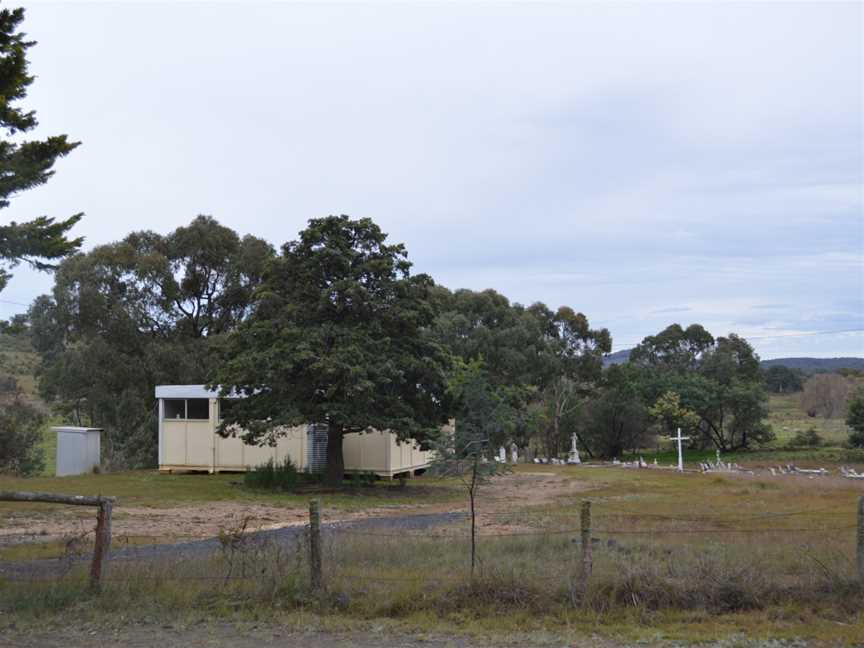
left=603, top=349, right=632, bottom=367
left=760, top=357, right=864, bottom=373
left=602, top=349, right=864, bottom=373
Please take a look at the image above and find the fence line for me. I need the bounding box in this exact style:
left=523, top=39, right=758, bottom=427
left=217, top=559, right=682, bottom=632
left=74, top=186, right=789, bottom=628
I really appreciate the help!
left=330, top=524, right=857, bottom=539
left=2, top=496, right=862, bottom=592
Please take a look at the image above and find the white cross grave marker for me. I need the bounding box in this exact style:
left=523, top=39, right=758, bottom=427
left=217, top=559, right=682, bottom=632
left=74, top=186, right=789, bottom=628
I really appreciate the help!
left=667, top=427, right=690, bottom=472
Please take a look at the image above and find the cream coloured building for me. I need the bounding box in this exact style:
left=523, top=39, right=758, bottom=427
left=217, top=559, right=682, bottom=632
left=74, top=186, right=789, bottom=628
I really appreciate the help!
left=155, top=385, right=440, bottom=478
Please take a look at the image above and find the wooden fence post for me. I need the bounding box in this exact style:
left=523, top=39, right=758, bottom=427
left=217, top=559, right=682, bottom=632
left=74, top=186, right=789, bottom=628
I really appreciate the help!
left=90, top=499, right=112, bottom=591
left=580, top=500, right=592, bottom=580
left=309, top=499, right=322, bottom=591
left=90, top=500, right=113, bottom=592
left=0, top=491, right=115, bottom=592
left=858, top=496, right=863, bottom=583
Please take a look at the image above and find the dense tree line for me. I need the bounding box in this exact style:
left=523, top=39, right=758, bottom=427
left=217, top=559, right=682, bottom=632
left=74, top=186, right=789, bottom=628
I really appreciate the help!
left=7, top=212, right=786, bottom=476
left=29, top=216, right=273, bottom=466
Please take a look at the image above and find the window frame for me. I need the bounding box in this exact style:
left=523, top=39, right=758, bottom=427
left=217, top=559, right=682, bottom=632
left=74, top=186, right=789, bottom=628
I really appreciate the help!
left=163, top=399, right=187, bottom=420
left=162, top=398, right=212, bottom=422
left=185, top=398, right=211, bottom=421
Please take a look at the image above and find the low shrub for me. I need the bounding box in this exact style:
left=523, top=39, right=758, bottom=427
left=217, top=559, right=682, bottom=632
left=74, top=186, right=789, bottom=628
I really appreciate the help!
left=787, top=427, right=823, bottom=448
left=352, top=471, right=377, bottom=488
left=243, top=458, right=301, bottom=491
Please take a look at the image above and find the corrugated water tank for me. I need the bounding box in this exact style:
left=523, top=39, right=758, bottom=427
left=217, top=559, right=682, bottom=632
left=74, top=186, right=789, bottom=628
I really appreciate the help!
left=305, top=423, right=328, bottom=473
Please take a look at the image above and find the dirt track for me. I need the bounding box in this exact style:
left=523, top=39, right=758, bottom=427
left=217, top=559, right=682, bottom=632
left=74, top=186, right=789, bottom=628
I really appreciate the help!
left=0, top=472, right=585, bottom=548
left=0, top=471, right=590, bottom=580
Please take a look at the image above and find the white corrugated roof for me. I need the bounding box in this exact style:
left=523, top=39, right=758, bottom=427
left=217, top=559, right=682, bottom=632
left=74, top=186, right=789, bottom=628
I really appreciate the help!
left=154, top=384, right=220, bottom=399
left=51, top=426, right=103, bottom=434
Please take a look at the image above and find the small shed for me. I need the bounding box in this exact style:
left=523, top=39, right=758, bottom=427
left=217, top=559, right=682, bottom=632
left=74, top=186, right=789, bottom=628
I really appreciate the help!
left=53, top=426, right=102, bottom=476
left=155, top=385, right=441, bottom=478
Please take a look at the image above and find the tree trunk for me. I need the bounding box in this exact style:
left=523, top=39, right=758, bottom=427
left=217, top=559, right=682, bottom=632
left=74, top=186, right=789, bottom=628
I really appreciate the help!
left=324, top=422, right=345, bottom=488
left=469, top=455, right=477, bottom=578
left=552, top=415, right=560, bottom=459
left=576, top=433, right=594, bottom=459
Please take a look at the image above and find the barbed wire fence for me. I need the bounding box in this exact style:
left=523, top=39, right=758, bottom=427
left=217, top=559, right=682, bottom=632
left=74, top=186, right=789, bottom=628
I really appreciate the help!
left=1, top=494, right=862, bottom=604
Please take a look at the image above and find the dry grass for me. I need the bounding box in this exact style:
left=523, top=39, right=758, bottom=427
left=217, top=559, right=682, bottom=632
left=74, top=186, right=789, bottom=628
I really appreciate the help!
left=768, top=393, right=851, bottom=447
left=2, top=527, right=861, bottom=644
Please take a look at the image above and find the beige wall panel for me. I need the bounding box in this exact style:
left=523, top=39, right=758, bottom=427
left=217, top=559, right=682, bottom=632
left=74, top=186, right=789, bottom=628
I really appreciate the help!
left=242, top=441, right=276, bottom=468
left=185, top=421, right=213, bottom=467
left=389, top=433, right=406, bottom=472
left=163, top=421, right=187, bottom=466
left=275, top=426, right=307, bottom=470
left=342, top=432, right=364, bottom=470
left=345, top=431, right=389, bottom=472
left=216, top=433, right=247, bottom=468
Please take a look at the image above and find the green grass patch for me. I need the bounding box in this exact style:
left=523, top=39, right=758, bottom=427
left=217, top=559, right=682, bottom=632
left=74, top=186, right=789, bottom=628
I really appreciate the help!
left=0, top=469, right=462, bottom=514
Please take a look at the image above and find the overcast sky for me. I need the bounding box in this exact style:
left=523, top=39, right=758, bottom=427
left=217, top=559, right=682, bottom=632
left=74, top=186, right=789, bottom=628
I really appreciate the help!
left=2, top=1, right=862, bottom=359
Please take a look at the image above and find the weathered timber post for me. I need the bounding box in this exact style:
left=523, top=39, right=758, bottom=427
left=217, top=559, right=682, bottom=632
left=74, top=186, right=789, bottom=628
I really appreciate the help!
left=858, top=496, right=864, bottom=583
left=580, top=500, right=592, bottom=580
left=0, top=491, right=115, bottom=592
left=90, top=499, right=113, bottom=591
left=309, top=499, right=322, bottom=591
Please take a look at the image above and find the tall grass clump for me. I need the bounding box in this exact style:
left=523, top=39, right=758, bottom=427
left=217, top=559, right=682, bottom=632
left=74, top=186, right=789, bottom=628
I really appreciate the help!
left=243, top=458, right=301, bottom=491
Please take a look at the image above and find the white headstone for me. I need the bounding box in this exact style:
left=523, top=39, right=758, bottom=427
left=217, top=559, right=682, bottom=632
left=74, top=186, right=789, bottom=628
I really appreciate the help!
left=568, top=433, right=581, bottom=464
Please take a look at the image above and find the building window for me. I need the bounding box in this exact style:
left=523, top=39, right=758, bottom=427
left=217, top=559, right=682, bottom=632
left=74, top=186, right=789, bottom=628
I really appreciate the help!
left=164, top=399, right=186, bottom=420
left=186, top=399, right=210, bottom=420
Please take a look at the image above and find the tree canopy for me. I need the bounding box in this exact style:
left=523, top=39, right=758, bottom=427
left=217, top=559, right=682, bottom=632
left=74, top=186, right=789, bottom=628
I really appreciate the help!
left=0, top=7, right=82, bottom=292
left=31, top=216, right=272, bottom=466
left=762, top=365, right=804, bottom=393
left=846, top=386, right=864, bottom=448
left=629, top=323, right=714, bottom=372
left=635, top=326, right=772, bottom=451
left=211, top=215, right=450, bottom=486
